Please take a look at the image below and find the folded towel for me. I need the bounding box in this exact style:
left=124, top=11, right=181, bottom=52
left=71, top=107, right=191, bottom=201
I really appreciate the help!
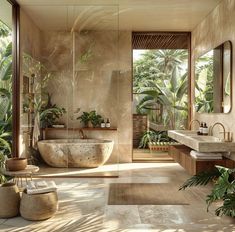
left=190, top=150, right=222, bottom=157
left=36, top=181, right=48, bottom=188
left=26, top=180, right=57, bottom=195
left=190, top=153, right=222, bottom=160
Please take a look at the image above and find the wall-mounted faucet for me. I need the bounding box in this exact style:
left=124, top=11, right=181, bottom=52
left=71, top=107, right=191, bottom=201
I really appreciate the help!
left=189, top=119, right=200, bottom=130
left=79, top=129, right=87, bottom=139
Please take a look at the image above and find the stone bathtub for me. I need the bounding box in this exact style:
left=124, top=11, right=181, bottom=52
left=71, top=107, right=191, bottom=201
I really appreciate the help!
left=38, top=139, right=114, bottom=168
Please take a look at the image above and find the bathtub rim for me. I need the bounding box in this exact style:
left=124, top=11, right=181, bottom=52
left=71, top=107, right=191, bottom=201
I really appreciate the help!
left=37, top=139, right=114, bottom=145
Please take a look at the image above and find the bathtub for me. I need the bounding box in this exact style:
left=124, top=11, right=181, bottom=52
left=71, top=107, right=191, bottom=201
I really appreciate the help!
left=38, top=139, right=114, bottom=168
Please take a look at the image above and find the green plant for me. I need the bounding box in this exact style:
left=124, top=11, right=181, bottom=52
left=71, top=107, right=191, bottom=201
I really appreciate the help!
left=195, top=53, right=214, bottom=113
left=133, top=49, right=189, bottom=130
left=0, top=20, right=12, bottom=166
left=139, top=130, right=173, bottom=148
left=77, top=112, right=90, bottom=127
left=77, top=110, right=103, bottom=127
left=179, top=165, right=235, bottom=217
left=89, top=111, right=103, bottom=127
left=39, top=93, right=66, bottom=128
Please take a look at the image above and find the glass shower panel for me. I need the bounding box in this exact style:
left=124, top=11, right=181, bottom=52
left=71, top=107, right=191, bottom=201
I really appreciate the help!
left=73, top=6, right=119, bottom=175
left=20, top=6, right=73, bottom=168
left=19, top=4, right=119, bottom=176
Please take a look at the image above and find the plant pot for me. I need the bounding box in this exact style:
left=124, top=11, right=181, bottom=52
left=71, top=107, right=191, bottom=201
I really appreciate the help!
left=6, top=158, right=27, bottom=171
left=20, top=190, right=58, bottom=221
left=88, top=121, right=93, bottom=128
left=0, top=183, right=20, bottom=218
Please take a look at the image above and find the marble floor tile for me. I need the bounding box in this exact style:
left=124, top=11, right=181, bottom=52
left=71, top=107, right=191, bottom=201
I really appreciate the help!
left=1, top=163, right=235, bottom=232
left=104, top=205, right=141, bottom=229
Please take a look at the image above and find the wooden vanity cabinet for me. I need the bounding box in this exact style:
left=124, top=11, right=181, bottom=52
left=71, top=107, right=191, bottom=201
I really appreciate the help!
left=169, top=145, right=235, bottom=175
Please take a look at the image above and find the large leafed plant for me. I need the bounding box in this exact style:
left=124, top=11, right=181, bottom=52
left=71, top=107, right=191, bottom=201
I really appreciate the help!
left=0, top=20, right=12, bottom=183
left=180, top=165, right=235, bottom=217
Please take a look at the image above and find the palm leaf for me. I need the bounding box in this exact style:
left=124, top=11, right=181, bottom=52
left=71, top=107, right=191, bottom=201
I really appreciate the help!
left=179, top=168, right=221, bottom=190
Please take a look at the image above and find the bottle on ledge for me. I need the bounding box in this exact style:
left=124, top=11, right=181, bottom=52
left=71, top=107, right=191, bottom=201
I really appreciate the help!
left=101, top=119, right=106, bottom=128
left=199, top=122, right=204, bottom=135
left=106, top=118, right=111, bottom=128
left=202, top=123, right=209, bottom=136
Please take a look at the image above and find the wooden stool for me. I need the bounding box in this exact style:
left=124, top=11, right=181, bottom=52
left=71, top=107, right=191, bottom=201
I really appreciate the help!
left=20, top=190, right=58, bottom=221
left=3, top=165, right=39, bottom=190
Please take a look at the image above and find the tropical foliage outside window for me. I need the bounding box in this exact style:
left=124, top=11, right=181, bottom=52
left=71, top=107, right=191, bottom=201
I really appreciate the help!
left=133, top=49, right=189, bottom=130
left=0, top=20, right=12, bottom=183
left=195, top=51, right=214, bottom=113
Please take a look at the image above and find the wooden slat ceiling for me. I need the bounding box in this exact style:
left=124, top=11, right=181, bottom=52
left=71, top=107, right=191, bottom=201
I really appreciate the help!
left=132, top=32, right=190, bottom=49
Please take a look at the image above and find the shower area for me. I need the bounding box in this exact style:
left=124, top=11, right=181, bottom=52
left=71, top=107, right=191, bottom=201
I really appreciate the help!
left=19, top=5, right=122, bottom=176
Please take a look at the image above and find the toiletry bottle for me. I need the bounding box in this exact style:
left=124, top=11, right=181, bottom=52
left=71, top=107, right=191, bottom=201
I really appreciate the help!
left=202, top=123, right=208, bottom=135
left=101, top=119, right=106, bottom=128
left=106, top=118, right=110, bottom=128
left=199, top=122, right=203, bottom=135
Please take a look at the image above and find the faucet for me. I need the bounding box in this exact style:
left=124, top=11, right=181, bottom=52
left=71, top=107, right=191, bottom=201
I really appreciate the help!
left=209, top=122, right=233, bottom=142
left=209, top=122, right=226, bottom=141
left=78, top=129, right=87, bottom=139
left=189, top=119, right=200, bottom=130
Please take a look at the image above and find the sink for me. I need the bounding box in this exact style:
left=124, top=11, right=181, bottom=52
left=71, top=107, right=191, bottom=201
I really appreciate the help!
left=168, top=130, right=235, bottom=152
left=173, top=130, right=197, bottom=136
left=190, top=136, right=221, bottom=142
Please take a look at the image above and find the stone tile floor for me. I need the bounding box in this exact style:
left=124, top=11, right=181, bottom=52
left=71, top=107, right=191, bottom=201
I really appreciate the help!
left=0, top=163, right=235, bottom=232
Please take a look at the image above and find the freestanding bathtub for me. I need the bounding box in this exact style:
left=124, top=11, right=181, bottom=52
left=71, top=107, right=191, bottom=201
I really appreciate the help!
left=38, top=139, right=114, bottom=168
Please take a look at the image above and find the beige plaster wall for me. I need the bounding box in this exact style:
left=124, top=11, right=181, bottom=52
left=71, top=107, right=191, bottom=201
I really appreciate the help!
left=192, top=0, right=235, bottom=159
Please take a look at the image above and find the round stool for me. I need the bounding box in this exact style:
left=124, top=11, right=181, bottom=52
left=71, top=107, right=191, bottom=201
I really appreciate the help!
left=20, top=190, right=58, bottom=221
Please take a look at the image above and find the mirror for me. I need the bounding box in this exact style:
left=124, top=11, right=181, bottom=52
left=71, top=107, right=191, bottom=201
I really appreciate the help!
left=195, top=41, right=232, bottom=113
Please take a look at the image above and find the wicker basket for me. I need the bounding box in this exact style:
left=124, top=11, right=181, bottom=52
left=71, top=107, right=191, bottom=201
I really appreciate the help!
left=20, top=190, right=58, bottom=221
left=0, top=183, right=20, bottom=218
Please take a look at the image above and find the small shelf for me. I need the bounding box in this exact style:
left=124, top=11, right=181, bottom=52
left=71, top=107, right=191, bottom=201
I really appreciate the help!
left=43, top=127, right=117, bottom=131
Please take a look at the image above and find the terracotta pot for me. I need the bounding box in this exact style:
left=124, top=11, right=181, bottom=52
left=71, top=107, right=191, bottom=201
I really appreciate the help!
left=0, top=183, right=20, bottom=218
left=6, top=158, right=27, bottom=171
left=20, top=190, right=58, bottom=221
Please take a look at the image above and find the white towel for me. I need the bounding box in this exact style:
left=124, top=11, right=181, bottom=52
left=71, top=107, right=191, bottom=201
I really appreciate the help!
left=190, top=150, right=222, bottom=157
left=190, top=153, right=222, bottom=160
left=190, top=150, right=222, bottom=160
left=26, top=180, right=57, bottom=195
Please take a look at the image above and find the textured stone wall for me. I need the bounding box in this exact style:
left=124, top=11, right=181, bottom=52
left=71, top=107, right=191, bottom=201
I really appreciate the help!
left=192, top=0, right=235, bottom=159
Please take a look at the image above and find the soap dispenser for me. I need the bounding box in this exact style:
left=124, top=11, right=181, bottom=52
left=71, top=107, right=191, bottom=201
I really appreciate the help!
left=199, top=122, right=204, bottom=135
left=106, top=118, right=111, bottom=128
left=101, top=119, right=106, bottom=128
left=202, top=123, right=209, bottom=135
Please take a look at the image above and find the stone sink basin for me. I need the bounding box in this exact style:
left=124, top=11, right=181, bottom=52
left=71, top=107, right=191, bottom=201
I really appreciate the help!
left=168, top=130, right=235, bottom=152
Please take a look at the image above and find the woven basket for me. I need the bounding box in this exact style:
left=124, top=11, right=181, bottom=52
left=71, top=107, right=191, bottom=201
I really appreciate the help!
left=0, top=183, right=20, bottom=218
left=20, top=190, right=58, bottom=221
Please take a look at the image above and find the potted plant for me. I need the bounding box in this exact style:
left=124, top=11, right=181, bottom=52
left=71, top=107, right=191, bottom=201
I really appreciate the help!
left=39, top=93, right=66, bottom=128
left=89, top=111, right=103, bottom=128
left=139, top=130, right=177, bottom=151
left=77, top=110, right=103, bottom=128
left=180, top=165, right=235, bottom=217
left=77, top=111, right=90, bottom=127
